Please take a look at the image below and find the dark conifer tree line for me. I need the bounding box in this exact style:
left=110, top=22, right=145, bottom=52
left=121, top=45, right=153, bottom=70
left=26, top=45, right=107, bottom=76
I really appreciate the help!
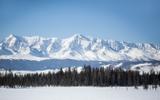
left=0, top=65, right=160, bottom=89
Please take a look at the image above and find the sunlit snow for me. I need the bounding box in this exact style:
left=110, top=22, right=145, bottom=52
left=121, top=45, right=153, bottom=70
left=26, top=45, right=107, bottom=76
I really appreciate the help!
left=0, top=87, right=159, bottom=100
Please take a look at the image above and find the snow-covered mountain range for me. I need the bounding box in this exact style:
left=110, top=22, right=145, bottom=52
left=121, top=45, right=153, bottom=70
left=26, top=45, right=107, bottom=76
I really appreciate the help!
left=0, top=34, right=160, bottom=71
left=0, top=34, right=160, bottom=61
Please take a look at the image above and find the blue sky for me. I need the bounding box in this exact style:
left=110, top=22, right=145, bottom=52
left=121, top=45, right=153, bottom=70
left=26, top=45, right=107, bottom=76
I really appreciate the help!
left=0, top=0, right=160, bottom=43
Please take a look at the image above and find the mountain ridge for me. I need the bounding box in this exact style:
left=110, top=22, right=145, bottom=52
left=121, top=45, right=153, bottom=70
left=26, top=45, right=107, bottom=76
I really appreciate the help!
left=0, top=34, right=160, bottom=61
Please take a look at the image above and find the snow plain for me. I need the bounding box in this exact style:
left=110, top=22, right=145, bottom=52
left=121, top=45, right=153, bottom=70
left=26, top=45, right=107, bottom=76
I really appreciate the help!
left=0, top=87, right=159, bottom=100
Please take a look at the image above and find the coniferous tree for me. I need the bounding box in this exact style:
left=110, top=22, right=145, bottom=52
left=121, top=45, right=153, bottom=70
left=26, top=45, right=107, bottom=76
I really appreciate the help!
left=0, top=65, right=160, bottom=89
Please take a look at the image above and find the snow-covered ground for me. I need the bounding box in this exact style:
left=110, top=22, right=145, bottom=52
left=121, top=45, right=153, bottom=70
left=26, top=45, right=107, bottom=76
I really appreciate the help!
left=0, top=67, right=83, bottom=75
left=0, top=87, right=159, bottom=100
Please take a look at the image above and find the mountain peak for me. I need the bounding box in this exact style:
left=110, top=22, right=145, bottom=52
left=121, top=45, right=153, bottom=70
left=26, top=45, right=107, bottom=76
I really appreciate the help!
left=5, top=34, right=18, bottom=42
left=72, top=34, right=84, bottom=37
left=7, top=34, right=17, bottom=39
left=70, top=34, right=90, bottom=41
left=6, top=34, right=24, bottom=41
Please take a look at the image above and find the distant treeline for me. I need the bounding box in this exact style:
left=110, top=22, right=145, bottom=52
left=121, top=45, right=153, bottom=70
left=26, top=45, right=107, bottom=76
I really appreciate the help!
left=0, top=65, right=160, bottom=89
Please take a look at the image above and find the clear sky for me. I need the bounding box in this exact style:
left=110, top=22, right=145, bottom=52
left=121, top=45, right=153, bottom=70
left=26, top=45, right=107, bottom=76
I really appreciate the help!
left=0, top=0, right=160, bottom=43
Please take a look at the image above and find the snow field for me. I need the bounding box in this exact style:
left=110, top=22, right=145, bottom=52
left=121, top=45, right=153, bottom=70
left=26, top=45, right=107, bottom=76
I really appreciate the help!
left=0, top=86, right=160, bottom=100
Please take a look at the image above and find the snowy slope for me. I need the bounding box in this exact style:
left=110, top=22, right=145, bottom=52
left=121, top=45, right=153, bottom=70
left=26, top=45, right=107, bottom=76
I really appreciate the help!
left=0, top=87, right=160, bottom=100
left=0, top=66, right=83, bottom=75
left=0, top=34, right=160, bottom=61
